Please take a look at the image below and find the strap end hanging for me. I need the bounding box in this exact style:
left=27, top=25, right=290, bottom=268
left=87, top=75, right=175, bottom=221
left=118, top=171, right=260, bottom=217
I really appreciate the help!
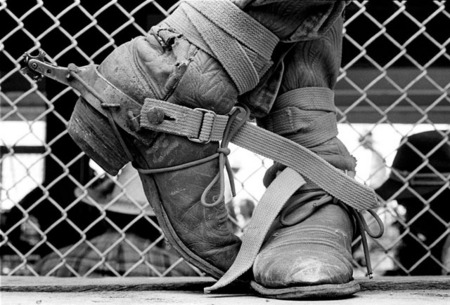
left=205, top=167, right=306, bottom=293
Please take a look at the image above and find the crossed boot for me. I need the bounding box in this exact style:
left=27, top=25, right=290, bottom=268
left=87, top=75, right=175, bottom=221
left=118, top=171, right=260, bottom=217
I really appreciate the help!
left=251, top=16, right=364, bottom=299
left=22, top=0, right=381, bottom=299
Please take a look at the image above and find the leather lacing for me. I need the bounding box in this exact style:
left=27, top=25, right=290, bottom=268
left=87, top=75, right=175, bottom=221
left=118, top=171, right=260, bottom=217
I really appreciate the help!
left=105, top=101, right=248, bottom=208
left=69, top=66, right=246, bottom=208
left=136, top=106, right=248, bottom=207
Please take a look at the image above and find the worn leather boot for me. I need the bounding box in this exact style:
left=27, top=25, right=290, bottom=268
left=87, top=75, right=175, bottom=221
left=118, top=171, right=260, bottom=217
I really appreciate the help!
left=66, top=0, right=348, bottom=281
left=67, top=32, right=242, bottom=278
left=251, top=17, right=362, bottom=299
left=66, top=0, right=287, bottom=279
left=24, top=0, right=368, bottom=295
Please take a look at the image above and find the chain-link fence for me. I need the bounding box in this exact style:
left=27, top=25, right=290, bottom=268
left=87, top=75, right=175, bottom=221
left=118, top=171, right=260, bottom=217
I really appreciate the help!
left=1, top=0, right=449, bottom=278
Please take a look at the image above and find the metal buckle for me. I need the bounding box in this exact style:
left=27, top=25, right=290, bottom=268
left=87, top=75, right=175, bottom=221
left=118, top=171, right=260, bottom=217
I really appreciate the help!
left=188, top=108, right=217, bottom=144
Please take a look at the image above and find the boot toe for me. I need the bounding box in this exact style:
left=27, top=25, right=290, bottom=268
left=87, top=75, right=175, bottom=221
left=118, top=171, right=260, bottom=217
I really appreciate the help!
left=254, top=248, right=353, bottom=288
left=289, top=253, right=353, bottom=285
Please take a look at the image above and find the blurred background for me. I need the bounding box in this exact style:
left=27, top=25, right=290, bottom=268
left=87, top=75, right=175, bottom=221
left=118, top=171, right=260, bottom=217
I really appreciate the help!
left=1, top=0, right=449, bottom=278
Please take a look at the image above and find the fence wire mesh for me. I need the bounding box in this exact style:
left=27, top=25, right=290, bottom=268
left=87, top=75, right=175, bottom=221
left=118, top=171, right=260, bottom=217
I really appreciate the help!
left=1, top=0, right=449, bottom=278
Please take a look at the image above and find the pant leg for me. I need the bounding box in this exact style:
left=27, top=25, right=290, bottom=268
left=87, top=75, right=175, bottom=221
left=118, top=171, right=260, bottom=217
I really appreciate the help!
left=237, top=0, right=351, bottom=120
left=251, top=14, right=359, bottom=298
left=258, top=15, right=356, bottom=189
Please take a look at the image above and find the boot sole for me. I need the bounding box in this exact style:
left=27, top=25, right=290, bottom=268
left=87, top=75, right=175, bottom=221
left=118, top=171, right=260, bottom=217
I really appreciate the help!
left=250, top=279, right=360, bottom=300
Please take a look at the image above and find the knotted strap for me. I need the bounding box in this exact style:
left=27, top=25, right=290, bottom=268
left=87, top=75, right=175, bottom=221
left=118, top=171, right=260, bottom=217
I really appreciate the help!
left=164, top=0, right=279, bottom=94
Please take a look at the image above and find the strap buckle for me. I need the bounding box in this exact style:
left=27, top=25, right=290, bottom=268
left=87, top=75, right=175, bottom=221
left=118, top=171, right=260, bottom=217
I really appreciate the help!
left=188, top=108, right=217, bottom=144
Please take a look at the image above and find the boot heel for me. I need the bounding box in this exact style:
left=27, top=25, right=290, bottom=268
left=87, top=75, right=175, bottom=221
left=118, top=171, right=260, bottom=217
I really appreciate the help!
left=68, top=98, right=131, bottom=175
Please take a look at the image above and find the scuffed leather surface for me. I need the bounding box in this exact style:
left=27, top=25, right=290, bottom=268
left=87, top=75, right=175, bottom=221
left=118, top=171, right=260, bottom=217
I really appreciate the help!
left=98, top=32, right=237, bottom=115
left=97, top=28, right=242, bottom=274
left=133, top=134, right=241, bottom=272
left=253, top=202, right=354, bottom=287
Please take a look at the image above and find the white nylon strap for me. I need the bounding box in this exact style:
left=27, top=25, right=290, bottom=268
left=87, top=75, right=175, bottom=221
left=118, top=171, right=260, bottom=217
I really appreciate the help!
left=140, top=98, right=229, bottom=143
left=164, top=0, right=278, bottom=94
left=139, top=100, right=380, bottom=212
left=204, top=167, right=306, bottom=293
left=231, top=119, right=379, bottom=211
left=258, top=87, right=339, bottom=146
left=274, top=87, right=337, bottom=111
left=260, top=107, right=338, bottom=134
left=185, top=0, right=278, bottom=60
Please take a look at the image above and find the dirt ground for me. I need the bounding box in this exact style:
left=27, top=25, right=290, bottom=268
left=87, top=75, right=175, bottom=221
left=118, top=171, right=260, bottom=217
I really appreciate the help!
left=1, top=276, right=449, bottom=305
left=2, top=289, right=450, bottom=305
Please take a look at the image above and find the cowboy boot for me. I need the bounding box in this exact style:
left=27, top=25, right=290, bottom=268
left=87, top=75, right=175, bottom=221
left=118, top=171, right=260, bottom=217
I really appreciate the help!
left=145, top=0, right=353, bottom=280
left=23, top=0, right=357, bottom=287
left=66, top=0, right=296, bottom=279
left=66, top=0, right=351, bottom=281
left=67, top=33, right=241, bottom=278
left=251, top=16, right=363, bottom=299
